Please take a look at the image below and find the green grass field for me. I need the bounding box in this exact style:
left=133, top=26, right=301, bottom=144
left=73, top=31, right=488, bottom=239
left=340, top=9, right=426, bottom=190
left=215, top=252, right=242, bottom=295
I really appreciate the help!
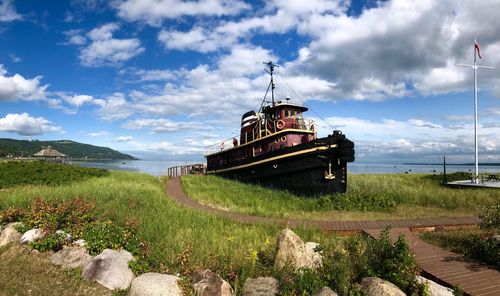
left=0, top=168, right=336, bottom=275
left=181, top=174, right=499, bottom=220
left=1, top=162, right=477, bottom=294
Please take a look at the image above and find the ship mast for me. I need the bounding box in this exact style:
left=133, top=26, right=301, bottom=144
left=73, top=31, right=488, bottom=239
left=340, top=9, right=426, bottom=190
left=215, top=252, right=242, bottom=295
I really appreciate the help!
left=264, top=61, right=277, bottom=106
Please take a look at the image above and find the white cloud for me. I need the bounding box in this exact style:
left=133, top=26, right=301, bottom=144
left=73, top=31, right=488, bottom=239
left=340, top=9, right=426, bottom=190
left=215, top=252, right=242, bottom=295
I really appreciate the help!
left=123, top=118, right=206, bottom=134
left=79, top=23, right=144, bottom=66
left=157, top=0, right=345, bottom=52
left=155, top=0, right=500, bottom=101
left=485, top=107, right=500, bottom=117
left=0, top=113, right=62, bottom=136
left=0, top=65, right=47, bottom=101
left=115, top=136, right=133, bottom=142
left=94, top=92, right=134, bottom=121
left=114, top=0, right=250, bottom=26
left=88, top=131, right=110, bottom=137
left=63, top=29, right=87, bottom=45
left=129, top=140, right=205, bottom=155
left=0, top=0, right=21, bottom=22
left=134, top=69, right=176, bottom=82
left=9, top=53, right=21, bottom=63
left=316, top=115, right=500, bottom=162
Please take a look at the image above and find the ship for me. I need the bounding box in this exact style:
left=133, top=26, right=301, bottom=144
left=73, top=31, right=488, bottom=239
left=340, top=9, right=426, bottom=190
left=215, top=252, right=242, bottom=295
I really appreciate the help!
left=205, top=62, right=355, bottom=196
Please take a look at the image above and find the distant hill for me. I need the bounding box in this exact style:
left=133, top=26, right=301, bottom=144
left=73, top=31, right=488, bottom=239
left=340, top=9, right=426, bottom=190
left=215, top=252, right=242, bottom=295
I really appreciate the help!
left=0, top=139, right=138, bottom=160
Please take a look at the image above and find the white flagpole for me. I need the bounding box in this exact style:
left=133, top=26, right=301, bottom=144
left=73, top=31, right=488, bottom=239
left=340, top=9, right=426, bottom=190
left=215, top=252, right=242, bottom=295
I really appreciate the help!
left=474, top=37, right=478, bottom=183
left=457, top=38, right=493, bottom=184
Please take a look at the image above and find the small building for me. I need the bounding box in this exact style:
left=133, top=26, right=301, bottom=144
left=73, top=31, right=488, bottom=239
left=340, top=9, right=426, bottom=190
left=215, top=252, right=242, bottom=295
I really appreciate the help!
left=33, top=146, right=67, bottom=161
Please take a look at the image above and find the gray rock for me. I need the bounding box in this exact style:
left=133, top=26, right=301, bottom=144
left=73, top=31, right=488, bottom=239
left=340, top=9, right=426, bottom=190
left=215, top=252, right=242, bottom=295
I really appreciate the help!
left=274, top=228, right=314, bottom=270
left=305, top=242, right=323, bottom=269
left=82, top=249, right=136, bottom=290
left=50, top=246, right=93, bottom=269
left=417, top=276, right=453, bottom=296
left=129, top=273, right=182, bottom=296
left=20, top=228, right=44, bottom=244
left=242, top=277, right=279, bottom=296
left=312, top=287, right=338, bottom=296
left=73, top=239, right=86, bottom=247
left=193, top=269, right=233, bottom=296
left=0, top=222, right=22, bottom=247
left=360, top=277, right=406, bottom=296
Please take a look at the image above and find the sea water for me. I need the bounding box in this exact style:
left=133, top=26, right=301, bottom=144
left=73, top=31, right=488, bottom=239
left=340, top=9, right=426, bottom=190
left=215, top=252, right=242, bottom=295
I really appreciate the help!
left=70, top=159, right=500, bottom=176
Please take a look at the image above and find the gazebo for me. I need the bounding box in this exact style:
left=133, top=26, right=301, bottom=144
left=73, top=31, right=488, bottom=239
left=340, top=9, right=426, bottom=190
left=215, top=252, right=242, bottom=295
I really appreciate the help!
left=33, top=146, right=67, bottom=161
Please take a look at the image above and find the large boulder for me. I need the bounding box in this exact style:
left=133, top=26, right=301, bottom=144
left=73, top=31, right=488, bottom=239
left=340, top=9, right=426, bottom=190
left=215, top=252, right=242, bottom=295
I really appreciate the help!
left=312, top=287, right=338, bottom=296
left=50, top=246, right=93, bottom=269
left=82, top=249, right=136, bottom=290
left=19, top=228, right=44, bottom=245
left=129, top=273, right=182, bottom=296
left=417, top=276, right=453, bottom=296
left=274, top=228, right=318, bottom=270
left=360, top=277, right=406, bottom=296
left=305, top=242, right=323, bottom=269
left=193, top=269, right=233, bottom=296
left=242, top=277, right=279, bottom=296
left=0, top=222, right=22, bottom=247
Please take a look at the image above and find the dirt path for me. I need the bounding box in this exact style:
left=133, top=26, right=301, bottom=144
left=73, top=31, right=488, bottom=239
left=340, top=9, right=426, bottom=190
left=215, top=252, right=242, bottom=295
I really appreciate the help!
left=166, top=177, right=480, bottom=232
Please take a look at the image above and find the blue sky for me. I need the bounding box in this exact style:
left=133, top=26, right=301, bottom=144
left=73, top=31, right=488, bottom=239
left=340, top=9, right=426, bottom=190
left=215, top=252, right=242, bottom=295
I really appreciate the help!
left=0, top=0, right=499, bottom=163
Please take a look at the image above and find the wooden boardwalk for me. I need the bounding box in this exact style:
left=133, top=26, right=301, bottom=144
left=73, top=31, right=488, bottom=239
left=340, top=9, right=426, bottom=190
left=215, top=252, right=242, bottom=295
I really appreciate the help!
left=364, top=228, right=500, bottom=296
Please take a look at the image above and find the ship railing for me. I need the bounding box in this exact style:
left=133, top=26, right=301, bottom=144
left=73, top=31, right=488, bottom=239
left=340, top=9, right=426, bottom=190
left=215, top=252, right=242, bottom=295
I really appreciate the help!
left=203, top=119, right=318, bottom=156
left=167, top=164, right=206, bottom=177
left=203, top=137, right=238, bottom=156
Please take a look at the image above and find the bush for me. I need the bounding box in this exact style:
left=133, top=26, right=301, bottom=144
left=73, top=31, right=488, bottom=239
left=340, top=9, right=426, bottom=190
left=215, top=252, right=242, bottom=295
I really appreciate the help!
left=0, top=207, right=24, bottom=224
left=0, top=161, right=109, bottom=188
left=424, top=172, right=472, bottom=183
left=81, top=221, right=140, bottom=256
left=321, top=227, right=421, bottom=294
left=479, top=204, right=500, bottom=233
left=30, top=232, right=67, bottom=252
left=330, top=191, right=396, bottom=211
left=457, top=235, right=499, bottom=269
left=23, top=198, right=95, bottom=234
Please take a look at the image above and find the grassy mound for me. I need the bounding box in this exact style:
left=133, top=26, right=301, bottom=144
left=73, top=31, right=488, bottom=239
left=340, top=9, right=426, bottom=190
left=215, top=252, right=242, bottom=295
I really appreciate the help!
left=0, top=161, right=108, bottom=188
left=182, top=174, right=498, bottom=220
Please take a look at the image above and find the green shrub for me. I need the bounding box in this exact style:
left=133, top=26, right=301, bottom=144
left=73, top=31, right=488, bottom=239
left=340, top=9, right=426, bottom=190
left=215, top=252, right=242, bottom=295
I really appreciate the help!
left=321, top=227, right=421, bottom=294
left=0, top=207, right=24, bottom=224
left=458, top=235, right=499, bottom=269
left=81, top=221, right=142, bottom=256
left=330, top=191, right=396, bottom=211
left=424, top=172, right=472, bottom=183
left=273, top=266, right=326, bottom=296
left=23, top=197, right=95, bottom=234
left=30, top=232, right=67, bottom=252
left=479, top=204, right=500, bottom=233
left=0, top=161, right=108, bottom=188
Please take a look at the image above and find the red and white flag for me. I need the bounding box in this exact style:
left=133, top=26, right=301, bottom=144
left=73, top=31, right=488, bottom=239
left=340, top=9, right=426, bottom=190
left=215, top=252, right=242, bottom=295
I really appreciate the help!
left=475, top=40, right=482, bottom=59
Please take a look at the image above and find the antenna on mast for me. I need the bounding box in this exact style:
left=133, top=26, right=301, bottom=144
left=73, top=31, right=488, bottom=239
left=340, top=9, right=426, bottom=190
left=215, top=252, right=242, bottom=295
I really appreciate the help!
left=264, top=61, right=278, bottom=106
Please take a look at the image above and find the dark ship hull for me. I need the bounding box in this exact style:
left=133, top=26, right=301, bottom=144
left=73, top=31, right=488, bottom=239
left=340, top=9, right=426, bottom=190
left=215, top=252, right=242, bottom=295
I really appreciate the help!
left=207, top=132, right=354, bottom=196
